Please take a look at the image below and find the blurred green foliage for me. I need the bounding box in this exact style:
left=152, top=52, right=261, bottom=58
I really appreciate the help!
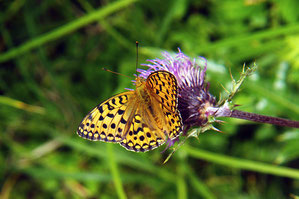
left=1, top=0, right=299, bottom=198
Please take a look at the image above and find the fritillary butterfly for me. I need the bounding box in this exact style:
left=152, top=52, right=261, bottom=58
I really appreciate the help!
left=77, top=71, right=182, bottom=152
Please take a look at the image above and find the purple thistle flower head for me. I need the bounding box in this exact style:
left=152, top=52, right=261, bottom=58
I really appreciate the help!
left=138, top=49, right=206, bottom=90
left=138, top=49, right=218, bottom=133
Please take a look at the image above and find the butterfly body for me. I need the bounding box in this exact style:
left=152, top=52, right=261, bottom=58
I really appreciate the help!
left=77, top=71, right=182, bottom=152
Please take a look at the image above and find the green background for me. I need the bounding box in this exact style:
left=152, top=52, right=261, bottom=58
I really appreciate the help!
left=1, top=0, right=299, bottom=198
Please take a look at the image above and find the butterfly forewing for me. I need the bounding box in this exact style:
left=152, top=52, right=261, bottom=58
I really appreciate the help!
left=77, top=92, right=133, bottom=142
left=147, top=71, right=178, bottom=111
left=146, top=71, right=183, bottom=139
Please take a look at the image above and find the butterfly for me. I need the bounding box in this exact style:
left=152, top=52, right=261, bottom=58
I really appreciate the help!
left=77, top=70, right=183, bottom=152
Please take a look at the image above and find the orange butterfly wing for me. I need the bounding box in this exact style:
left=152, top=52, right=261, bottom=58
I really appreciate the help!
left=77, top=92, right=133, bottom=142
left=77, top=71, right=182, bottom=152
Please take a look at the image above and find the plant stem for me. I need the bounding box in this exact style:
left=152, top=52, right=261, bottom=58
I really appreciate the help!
left=185, top=146, right=299, bottom=179
left=230, top=110, right=299, bottom=128
left=107, top=144, right=127, bottom=199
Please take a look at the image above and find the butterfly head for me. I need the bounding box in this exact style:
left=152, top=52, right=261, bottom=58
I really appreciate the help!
left=134, top=75, right=146, bottom=88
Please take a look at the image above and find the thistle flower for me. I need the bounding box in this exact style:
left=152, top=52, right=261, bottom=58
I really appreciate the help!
left=139, top=49, right=219, bottom=133
left=138, top=49, right=299, bottom=138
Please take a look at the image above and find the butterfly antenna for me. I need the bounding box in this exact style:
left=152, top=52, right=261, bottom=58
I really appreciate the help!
left=136, top=41, right=139, bottom=73
left=102, top=68, right=131, bottom=78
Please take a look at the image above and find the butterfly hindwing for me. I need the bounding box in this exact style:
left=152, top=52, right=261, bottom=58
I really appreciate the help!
left=120, top=110, right=166, bottom=152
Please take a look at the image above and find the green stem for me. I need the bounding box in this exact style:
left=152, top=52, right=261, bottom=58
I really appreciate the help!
left=0, top=96, right=45, bottom=114
left=107, top=144, right=127, bottom=199
left=186, top=168, right=216, bottom=199
left=197, top=23, right=299, bottom=54
left=0, top=0, right=138, bottom=63
left=77, top=0, right=133, bottom=50
left=176, top=174, right=187, bottom=199
left=185, top=146, right=299, bottom=179
left=176, top=154, right=187, bottom=199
